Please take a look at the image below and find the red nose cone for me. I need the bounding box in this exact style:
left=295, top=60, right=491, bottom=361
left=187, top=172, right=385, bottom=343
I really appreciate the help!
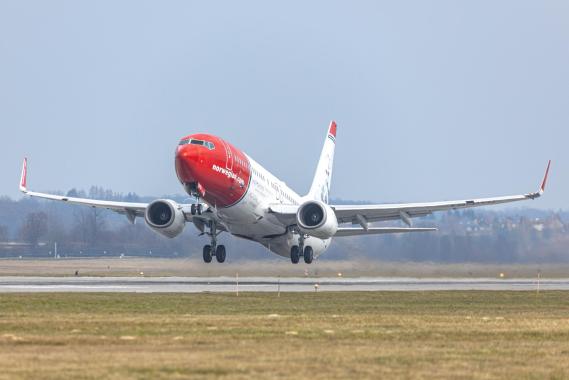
left=174, top=133, right=252, bottom=208
left=175, top=144, right=199, bottom=184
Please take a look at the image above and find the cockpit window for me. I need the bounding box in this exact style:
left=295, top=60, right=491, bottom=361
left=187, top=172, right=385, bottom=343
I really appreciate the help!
left=179, top=138, right=215, bottom=150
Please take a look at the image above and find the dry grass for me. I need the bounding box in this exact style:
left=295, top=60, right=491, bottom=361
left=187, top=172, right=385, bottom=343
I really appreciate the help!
left=0, top=292, right=568, bottom=379
left=1, top=258, right=568, bottom=278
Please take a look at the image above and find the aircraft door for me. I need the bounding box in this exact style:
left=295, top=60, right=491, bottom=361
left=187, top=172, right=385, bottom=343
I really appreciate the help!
left=221, top=141, right=234, bottom=171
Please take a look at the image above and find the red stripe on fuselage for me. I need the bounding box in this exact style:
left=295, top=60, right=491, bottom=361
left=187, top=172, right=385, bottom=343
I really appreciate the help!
left=175, top=133, right=251, bottom=208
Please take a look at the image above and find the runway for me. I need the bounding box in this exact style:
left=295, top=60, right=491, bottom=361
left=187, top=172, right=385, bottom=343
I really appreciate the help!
left=0, top=276, right=568, bottom=292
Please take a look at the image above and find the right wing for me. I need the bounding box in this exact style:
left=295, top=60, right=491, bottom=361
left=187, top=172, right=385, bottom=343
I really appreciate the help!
left=20, top=159, right=148, bottom=220
left=18, top=158, right=221, bottom=228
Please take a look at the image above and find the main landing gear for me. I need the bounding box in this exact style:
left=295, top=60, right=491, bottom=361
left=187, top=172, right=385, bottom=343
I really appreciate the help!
left=202, top=221, right=226, bottom=263
left=203, top=244, right=226, bottom=263
left=290, top=234, right=314, bottom=264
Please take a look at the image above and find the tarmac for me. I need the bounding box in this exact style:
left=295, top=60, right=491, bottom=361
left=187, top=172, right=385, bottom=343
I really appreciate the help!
left=0, top=276, right=568, bottom=292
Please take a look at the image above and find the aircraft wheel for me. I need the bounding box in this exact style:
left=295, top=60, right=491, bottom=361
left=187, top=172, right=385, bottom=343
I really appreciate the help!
left=290, top=246, right=300, bottom=264
left=303, top=246, right=314, bottom=264
left=191, top=204, right=197, bottom=215
left=197, top=204, right=203, bottom=215
left=203, top=245, right=213, bottom=263
left=215, top=245, right=226, bottom=263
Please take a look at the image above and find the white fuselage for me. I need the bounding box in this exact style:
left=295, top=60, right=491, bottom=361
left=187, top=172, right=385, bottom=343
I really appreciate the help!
left=208, top=156, right=331, bottom=258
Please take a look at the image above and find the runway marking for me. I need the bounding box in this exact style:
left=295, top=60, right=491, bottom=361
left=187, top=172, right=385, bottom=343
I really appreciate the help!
left=0, top=277, right=568, bottom=292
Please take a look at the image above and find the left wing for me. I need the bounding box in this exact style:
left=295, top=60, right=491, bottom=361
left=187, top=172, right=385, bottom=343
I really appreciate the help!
left=335, top=227, right=437, bottom=237
left=269, top=161, right=550, bottom=232
left=18, top=158, right=222, bottom=229
left=333, top=161, right=550, bottom=227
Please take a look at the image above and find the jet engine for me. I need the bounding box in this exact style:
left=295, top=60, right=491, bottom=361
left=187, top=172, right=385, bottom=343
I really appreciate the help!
left=145, top=199, right=186, bottom=238
left=296, top=200, right=338, bottom=239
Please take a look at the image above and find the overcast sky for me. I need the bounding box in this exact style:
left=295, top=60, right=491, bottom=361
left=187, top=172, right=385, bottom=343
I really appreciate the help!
left=1, top=1, right=567, bottom=209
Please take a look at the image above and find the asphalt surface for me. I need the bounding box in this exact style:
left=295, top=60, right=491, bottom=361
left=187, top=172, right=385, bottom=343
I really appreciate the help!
left=0, top=276, right=568, bottom=292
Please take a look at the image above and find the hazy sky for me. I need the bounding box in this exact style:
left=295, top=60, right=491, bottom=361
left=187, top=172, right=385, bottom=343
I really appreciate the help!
left=1, top=1, right=567, bottom=209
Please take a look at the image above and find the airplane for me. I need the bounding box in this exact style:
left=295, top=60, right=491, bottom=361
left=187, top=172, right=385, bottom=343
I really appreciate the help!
left=19, top=121, right=551, bottom=264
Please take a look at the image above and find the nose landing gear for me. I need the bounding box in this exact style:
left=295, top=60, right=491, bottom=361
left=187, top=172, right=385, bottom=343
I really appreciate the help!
left=185, top=183, right=205, bottom=216
left=191, top=203, right=203, bottom=215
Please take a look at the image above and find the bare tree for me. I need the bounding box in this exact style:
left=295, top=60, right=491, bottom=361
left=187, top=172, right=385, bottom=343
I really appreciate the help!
left=73, top=208, right=107, bottom=245
left=20, top=212, right=48, bottom=246
left=45, top=214, right=67, bottom=245
left=0, top=225, right=8, bottom=242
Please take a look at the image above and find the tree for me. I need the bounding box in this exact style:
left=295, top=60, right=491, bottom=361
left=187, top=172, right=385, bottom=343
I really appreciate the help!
left=20, top=212, right=48, bottom=245
left=0, top=225, right=8, bottom=241
left=45, top=214, right=67, bottom=245
left=73, top=208, right=107, bottom=245
left=66, top=188, right=86, bottom=198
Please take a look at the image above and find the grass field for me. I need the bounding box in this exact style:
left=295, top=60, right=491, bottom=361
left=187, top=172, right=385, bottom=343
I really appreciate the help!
left=2, top=258, right=569, bottom=278
left=0, top=292, right=568, bottom=379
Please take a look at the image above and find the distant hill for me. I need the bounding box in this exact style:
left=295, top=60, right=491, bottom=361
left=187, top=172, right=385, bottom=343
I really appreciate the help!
left=0, top=189, right=567, bottom=263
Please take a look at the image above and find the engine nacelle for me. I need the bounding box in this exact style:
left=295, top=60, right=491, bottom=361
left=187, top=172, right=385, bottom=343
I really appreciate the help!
left=296, top=200, right=338, bottom=239
left=144, top=199, right=186, bottom=238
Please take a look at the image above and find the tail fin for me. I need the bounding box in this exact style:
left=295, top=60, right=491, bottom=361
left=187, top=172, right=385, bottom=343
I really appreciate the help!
left=308, top=121, right=337, bottom=204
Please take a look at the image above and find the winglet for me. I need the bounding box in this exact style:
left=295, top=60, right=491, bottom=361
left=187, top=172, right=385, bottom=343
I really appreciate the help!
left=326, top=120, right=337, bottom=145
left=528, top=160, right=551, bottom=199
left=19, top=158, right=28, bottom=193
left=539, top=160, right=551, bottom=195
left=328, top=120, right=337, bottom=139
